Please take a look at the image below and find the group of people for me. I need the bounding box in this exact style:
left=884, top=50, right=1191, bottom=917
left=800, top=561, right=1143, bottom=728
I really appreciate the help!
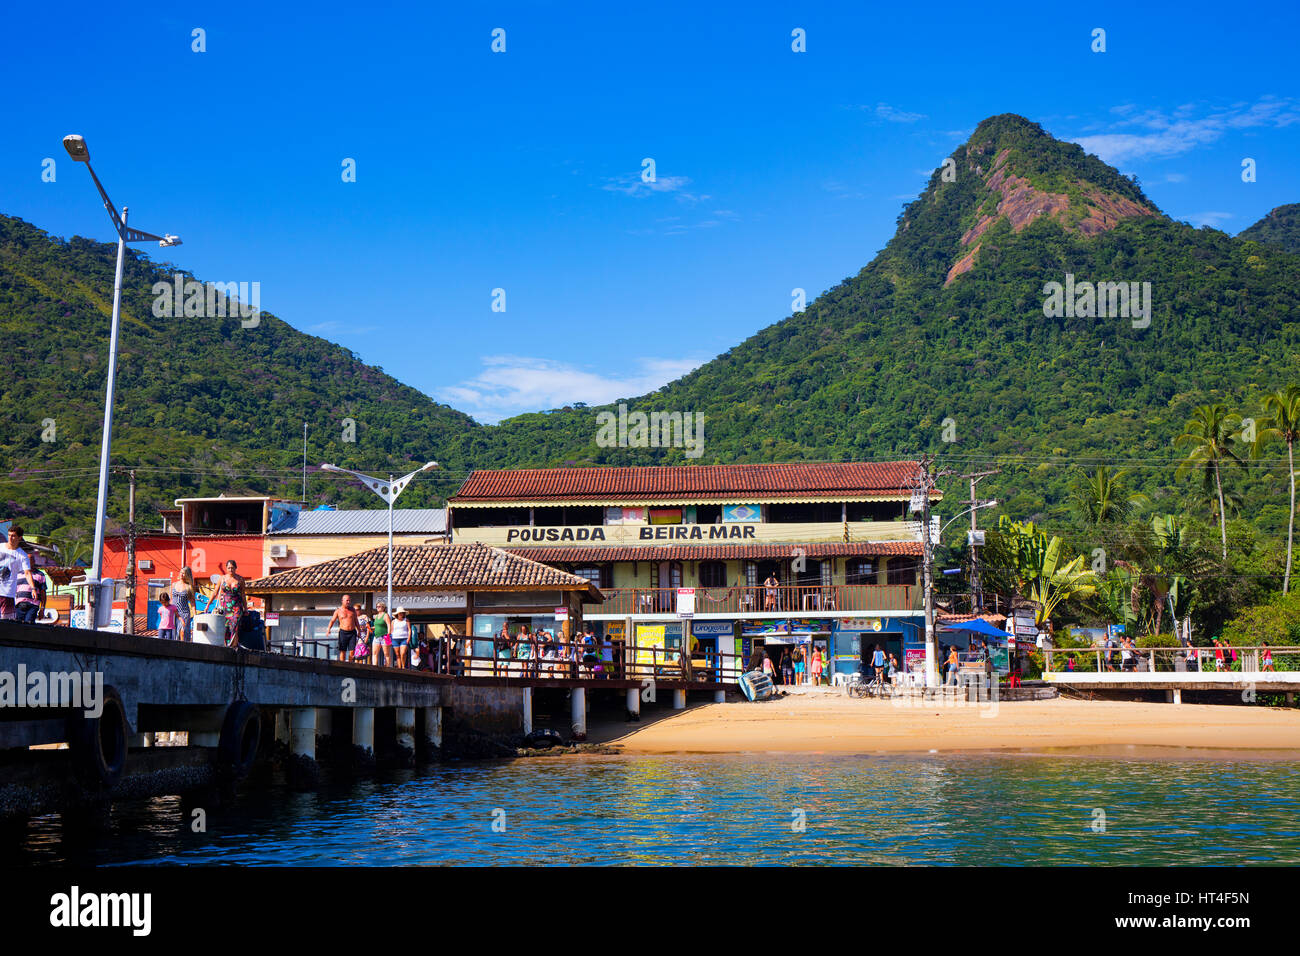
left=152, top=560, right=250, bottom=649
left=324, top=595, right=419, bottom=668
left=0, top=526, right=47, bottom=623
left=753, top=643, right=836, bottom=685
left=492, top=622, right=615, bottom=678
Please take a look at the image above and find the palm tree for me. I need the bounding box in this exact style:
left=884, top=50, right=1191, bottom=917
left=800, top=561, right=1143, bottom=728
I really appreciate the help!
left=1257, top=386, right=1300, bottom=593
left=1069, top=465, right=1147, bottom=528
left=1174, top=404, right=1242, bottom=560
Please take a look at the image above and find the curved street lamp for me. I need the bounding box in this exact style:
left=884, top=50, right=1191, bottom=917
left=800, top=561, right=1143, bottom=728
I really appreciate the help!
left=319, top=462, right=438, bottom=616
left=64, top=134, right=182, bottom=629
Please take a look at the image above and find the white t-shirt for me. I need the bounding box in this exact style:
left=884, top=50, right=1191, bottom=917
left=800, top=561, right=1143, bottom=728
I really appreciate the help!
left=0, top=546, right=31, bottom=600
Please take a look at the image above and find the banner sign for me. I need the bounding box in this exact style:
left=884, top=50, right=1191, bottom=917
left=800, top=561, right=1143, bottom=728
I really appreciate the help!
left=722, top=504, right=761, bottom=522
left=373, top=591, right=466, bottom=609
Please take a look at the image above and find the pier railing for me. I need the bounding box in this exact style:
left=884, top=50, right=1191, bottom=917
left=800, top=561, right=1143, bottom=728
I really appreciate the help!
left=592, top=583, right=916, bottom=615
left=1044, top=645, right=1300, bottom=675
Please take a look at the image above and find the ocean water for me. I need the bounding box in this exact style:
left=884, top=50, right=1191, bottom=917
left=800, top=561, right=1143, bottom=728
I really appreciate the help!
left=11, top=751, right=1300, bottom=865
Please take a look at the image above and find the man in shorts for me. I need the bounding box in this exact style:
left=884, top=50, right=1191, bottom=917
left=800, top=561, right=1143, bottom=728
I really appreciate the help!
left=325, top=594, right=360, bottom=662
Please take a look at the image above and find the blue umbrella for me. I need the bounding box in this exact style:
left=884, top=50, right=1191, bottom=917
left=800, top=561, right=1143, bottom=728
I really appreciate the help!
left=938, top=618, right=1012, bottom=642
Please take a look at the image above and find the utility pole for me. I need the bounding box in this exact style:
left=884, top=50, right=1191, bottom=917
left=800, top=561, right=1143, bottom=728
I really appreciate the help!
left=959, top=469, right=1000, bottom=613
left=915, top=455, right=950, bottom=688
left=302, top=422, right=308, bottom=502
left=125, top=468, right=137, bottom=637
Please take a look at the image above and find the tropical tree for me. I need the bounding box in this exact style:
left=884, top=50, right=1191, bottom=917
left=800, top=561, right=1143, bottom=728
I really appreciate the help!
left=983, top=516, right=1097, bottom=627
left=1069, top=465, right=1147, bottom=529
left=1174, top=404, right=1243, bottom=560
left=1256, top=385, right=1300, bottom=593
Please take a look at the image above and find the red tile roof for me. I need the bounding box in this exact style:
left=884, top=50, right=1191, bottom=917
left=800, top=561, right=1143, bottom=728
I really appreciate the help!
left=505, top=541, right=922, bottom=563
left=245, top=542, right=601, bottom=598
left=452, top=461, right=929, bottom=503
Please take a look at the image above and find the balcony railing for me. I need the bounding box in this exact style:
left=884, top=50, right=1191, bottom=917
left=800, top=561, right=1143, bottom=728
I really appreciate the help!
left=591, top=583, right=916, bottom=615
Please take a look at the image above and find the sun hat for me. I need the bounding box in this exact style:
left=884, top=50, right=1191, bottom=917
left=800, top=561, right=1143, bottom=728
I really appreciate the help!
left=395, top=607, right=408, bottom=615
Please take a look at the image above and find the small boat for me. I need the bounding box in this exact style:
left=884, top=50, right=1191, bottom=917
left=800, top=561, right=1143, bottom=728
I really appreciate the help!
left=739, top=670, right=776, bottom=701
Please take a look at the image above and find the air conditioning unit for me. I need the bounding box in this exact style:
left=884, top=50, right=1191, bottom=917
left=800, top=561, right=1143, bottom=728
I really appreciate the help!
left=139, top=559, right=154, bottom=571
left=269, top=544, right=288, bottom=559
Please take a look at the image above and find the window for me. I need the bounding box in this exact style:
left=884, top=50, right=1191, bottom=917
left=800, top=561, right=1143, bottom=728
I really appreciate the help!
left=699, top=561, right=727, bottom=588
left=846, top=560, right=875, bottom=585
left=886, top=560, right=917, bottom=586
left=573, top=565, right=612, bottom=589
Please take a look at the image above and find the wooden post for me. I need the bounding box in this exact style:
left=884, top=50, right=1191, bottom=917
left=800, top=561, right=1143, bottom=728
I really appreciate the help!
left=125, top=468, right=136, bottom=636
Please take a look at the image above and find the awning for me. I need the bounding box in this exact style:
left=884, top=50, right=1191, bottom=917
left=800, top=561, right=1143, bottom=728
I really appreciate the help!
left=938, top=618, right=1012, bottom=642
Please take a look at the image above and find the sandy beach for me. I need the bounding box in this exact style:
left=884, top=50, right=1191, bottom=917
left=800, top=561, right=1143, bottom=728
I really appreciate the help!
left=595, top=694, right=1300, bottom=755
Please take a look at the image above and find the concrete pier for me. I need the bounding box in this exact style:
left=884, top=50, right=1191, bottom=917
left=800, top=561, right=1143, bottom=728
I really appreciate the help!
left=626, top=688, right=640, bottom=720
left=713, top=690, right=726, bottom=704
left=353, top=707, right=375, bottom=755
left=522, top=687, right=533, bottom=734
left=570, top=688, right=587, bottom=740
left=672, top=689, right=686, bottom=710
left=395, top=707, right=415, bottom=754
left=420, top=706, right=443, bottom=752
left=290, top=708, right=317, bottom=760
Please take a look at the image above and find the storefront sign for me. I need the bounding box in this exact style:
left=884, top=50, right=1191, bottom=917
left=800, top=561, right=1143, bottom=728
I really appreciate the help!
left=265, top=614, right=279, bottom=626
left=692, top=621, right=734, bottom=636
left=554, top=606, right=569, bottom=621
left=374, top=591, right=466, bottom=609
left=836, top=617, right=883, bottom=632
left=453, top=519, right=907, bottom=547
left=676, top=588, right=695, bottom=617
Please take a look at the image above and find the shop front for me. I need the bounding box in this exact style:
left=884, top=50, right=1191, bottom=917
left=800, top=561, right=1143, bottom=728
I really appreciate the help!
left=740, top=618, right=831, bottom=685
left=832, top=617, right=915, bottom=680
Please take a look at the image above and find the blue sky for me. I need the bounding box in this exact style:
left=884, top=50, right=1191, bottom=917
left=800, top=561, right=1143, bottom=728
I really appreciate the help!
left=4, top=1, right=1298, bottom=423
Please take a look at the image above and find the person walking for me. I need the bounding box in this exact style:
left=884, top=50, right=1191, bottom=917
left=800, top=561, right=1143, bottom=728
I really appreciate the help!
left=494, top=621, right=512, bottom=677
left=0, top=526, right=35, bottom=622
left=325, top=594, right=361, bottom=662
left=780, top=649, right=794, bottom=686
left=371, top=602, right=394, bottom=667
left=810, top=646, right=824, bottom=685
left=945, top=646, right=960, bottom=686
left=792, top=643, right=805, bottom=685
left=871, top=644, right=887, bottom=688
left=156, top=591, right=178, bottom=640
left=212, top=559, right=248, bottom=649
left=761, top=650, right=776, bottom=680
left=14, top=545, right=44, bottom=625
left=1262, top=641, right=1275, bottom=672
left=170, top=567, right=198, bottom=642
left=391, top=607, right=412, bottom=669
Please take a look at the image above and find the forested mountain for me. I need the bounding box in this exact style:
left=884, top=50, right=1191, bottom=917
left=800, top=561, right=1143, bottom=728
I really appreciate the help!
left=0, top=215, right=478, bottom=539
left=4, top=113, right=1300, bottom=549
left=470, top=115, right=1300, bottom=536
left=1239, top=203, right=1300, bottom=254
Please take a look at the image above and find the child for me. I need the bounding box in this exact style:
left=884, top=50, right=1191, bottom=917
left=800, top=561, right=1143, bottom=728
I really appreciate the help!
left=157, top=592, right=178, bottom=640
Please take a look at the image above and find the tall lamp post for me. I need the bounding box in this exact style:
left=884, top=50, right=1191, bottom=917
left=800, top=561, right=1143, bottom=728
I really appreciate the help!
left=319, top=462, right=439, bottom=614
left=63, top=134, right=182, bottom=629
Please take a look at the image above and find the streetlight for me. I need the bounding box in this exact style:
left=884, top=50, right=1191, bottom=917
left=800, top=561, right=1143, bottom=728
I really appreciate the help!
left=64, top=134, right=182, bottom=629
left=319, top=462, right=439, bottom=615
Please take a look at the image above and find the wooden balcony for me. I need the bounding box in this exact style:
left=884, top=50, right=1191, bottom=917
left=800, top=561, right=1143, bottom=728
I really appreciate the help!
left=591, top=583, right=917, bottom=616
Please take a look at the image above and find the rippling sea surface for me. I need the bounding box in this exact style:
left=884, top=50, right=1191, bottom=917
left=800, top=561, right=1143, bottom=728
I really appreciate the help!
left=11, top=752, right=1300, bottom=865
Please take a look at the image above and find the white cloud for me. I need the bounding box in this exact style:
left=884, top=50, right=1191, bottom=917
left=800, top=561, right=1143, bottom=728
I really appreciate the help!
left=1074, top=97, right=1300, bottom=163
left=1184, top=211, right=1233, bottom=229
left=601, top=174, right=709, bottom=203
left=873, top=103, right=926, bottom=123
left=1164, top=173, right=1187, bottom=183
left=436, top=354, right=707, bottom=424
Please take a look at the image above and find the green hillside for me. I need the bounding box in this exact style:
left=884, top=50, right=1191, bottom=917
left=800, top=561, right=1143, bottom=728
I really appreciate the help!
left=1239, top=203, right=1300, bottom=254
left=5, top=113, right=1300, bottom=561
left=0, top=215, right=480, bottom=539
left=470, top=115, right=1300, bottom=538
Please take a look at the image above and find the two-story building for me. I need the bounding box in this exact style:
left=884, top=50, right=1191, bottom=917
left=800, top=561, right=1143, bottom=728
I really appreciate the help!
left=447, top=461, right=938, bottom=681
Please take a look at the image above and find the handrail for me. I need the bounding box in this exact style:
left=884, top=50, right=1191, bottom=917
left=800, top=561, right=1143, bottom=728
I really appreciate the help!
left=593, top=583, right=916, bottom=614
left=1044, top=644, right=1300, bottom=674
